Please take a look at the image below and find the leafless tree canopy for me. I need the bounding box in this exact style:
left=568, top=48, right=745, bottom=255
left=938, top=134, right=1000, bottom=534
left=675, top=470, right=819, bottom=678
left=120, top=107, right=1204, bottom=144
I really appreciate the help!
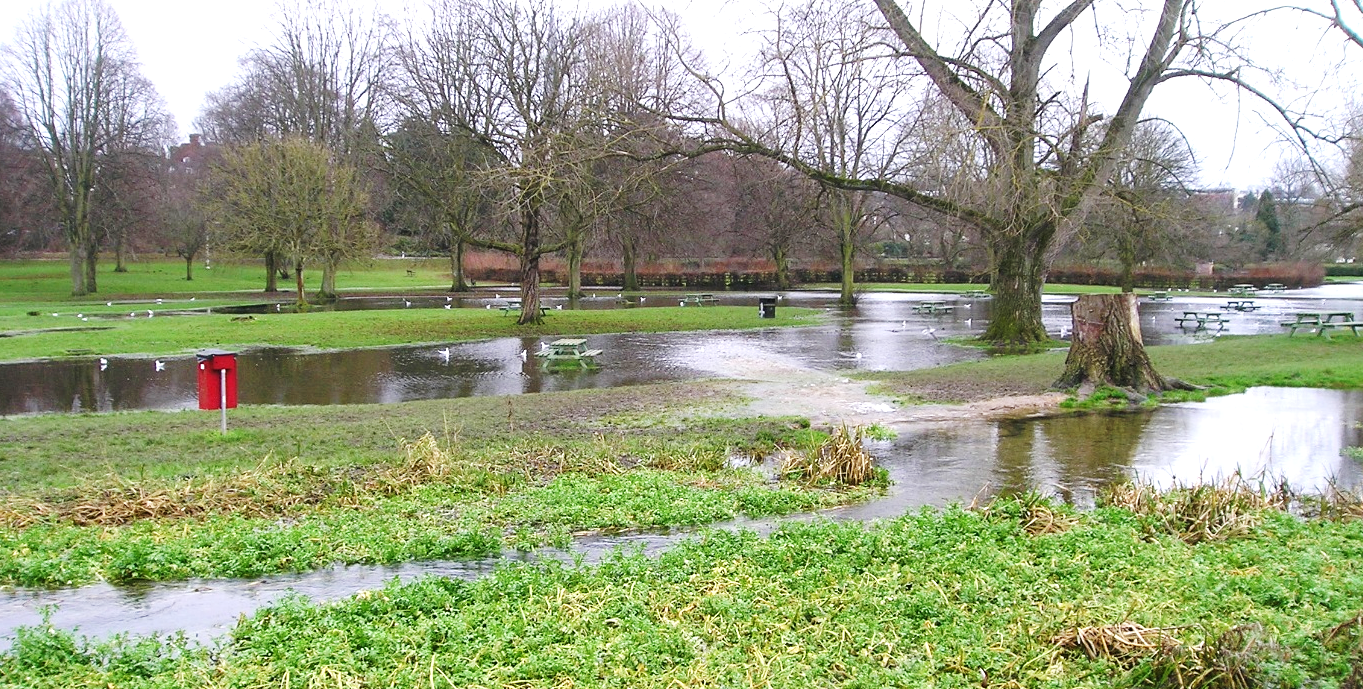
left=2, top=0, right=172, bottom=295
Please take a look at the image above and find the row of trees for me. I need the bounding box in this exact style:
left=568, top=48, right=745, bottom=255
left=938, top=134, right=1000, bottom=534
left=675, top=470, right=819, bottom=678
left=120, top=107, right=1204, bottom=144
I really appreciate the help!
left=4, top=0, right=1363, bottom=340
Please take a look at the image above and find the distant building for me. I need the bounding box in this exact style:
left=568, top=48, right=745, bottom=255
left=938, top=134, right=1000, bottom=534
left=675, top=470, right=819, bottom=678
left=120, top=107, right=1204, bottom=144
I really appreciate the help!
left=168, top=134, right=217, bottom=176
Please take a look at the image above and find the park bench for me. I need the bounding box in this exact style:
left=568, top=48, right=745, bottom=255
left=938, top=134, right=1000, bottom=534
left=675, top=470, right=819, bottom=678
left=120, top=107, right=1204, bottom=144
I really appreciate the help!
left=1262, top=283, right=1286, bottom=292
left=962, top=290, right=990, bottom=299
left=1227, top=284, right=1257, bottom=296
left=1220, top=300, right=1259, bottom=312
left=1146, top=291, right=1173, bottom=301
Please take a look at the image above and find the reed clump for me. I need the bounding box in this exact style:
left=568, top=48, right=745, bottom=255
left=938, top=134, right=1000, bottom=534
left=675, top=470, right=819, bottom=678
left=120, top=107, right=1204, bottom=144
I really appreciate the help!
left=1055, top=623, right=1273, bottom=689
left=0, top=432, right=468, bottom=529
left=974, top=491, right=1078, bottom=535
left=1099, top=477, right=1284, bottom=544
left=780, top=425, right=877, bottom=486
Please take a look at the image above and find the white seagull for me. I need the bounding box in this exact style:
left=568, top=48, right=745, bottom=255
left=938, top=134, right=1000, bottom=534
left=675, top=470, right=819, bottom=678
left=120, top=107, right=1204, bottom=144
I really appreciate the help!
left=154, top=360, right=165, bottom=371
left=923, top=327, right=938, bottom=340
left=147, top=310, right=154, bottom=318
left=156, top=298, right=163, bottom=304
left=446, top=296, right=453, bottom=302
left=437, top=347, right=451, bottom=360
left=403, top=299, right=412, bottom=308
left=106, top=301, right=113, bottom=307
left=518, top=349, right=528, bottom=361
left=555, top=304, right=563, bottom=310
left=99, top=358, right=108, bottom=371
left=444, top=304, right=452, bottom=310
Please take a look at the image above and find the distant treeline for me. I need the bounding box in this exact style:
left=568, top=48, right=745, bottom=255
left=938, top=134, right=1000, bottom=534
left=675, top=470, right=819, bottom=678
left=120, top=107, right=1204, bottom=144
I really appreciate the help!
left=469, top=263, right=1325, bottom=291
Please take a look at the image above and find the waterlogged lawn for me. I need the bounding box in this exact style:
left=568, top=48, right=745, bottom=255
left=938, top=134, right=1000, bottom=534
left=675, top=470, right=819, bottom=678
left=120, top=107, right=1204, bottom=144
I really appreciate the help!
left=6, top=505, right=1362, bottom=687
left=0, top=383, right=881, bottom=587
left=0, top=469, right=863, bottom=587
left=0, top=304, right=819, bottom=361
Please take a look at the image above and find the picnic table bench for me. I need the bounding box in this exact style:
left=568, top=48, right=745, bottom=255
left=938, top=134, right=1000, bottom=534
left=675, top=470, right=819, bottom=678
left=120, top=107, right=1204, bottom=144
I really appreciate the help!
left=912, top=301, right=955, bottom=315
left=498, top=299, right=549, bottom=316
left=680, top=293, right=719, bottom=306
left=1146, top=291, right=1173, bottom=301
left=1175, top=311, right=1230, bottom=330
left=1228, top=284, right=1257, bottom=296
left=1220, top=300, right=1260, bottom=312
left=1281, top=312, right=1359, bottom=337
left=1262, top=283, right=1286, bottom=292
left=962, top=290, right=990, bottom=299
left=533, top=338, right=602, bottom=368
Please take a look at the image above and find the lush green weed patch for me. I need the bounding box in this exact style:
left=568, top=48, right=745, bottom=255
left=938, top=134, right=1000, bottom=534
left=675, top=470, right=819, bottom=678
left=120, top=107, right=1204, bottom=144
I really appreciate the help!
left=5, top=501, right=1361, bottom=687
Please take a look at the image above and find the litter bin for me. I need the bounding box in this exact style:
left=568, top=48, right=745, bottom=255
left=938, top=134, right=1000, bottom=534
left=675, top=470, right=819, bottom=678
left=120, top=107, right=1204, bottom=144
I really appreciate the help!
left=758, top=297, right=777, bottom=319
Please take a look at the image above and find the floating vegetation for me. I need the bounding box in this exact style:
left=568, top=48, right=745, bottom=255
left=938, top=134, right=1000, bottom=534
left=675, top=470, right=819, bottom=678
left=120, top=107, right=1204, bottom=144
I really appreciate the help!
left=779, top=424, right=879, bottom=486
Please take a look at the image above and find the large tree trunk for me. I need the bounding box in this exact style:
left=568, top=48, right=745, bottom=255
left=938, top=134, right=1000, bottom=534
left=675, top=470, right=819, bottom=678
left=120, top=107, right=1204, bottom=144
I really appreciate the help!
left=839, top=235, right=855, bottom=305
left=450, top=237, right=468, bottom=292
left=264, top=252, right=280, bottom=292
left=83, top=235, right=98, bottom=293
left=294, top=260, right=307, bottom=306
left=1054, top=293, right=1181, bottom=394
left=622, top=236, right=638, bottom=293
left=566, top=238, right=584, bottom=300
left=516, top=196, right=545, bottom=326
left=184, top=255, right=194, bottom=281
left=773, top=244, right=790, bottom=291
left=981, top=233, right=1048, bottom=343
left=69, top=244, right=87, bottom=297
left=319, top=260, right=338, bottom=300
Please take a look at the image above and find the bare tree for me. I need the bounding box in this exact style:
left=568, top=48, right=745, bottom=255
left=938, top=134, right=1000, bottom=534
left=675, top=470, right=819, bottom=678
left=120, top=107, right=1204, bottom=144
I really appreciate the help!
left=2, top=0, right=172, bottom=295
left=208, top=137, right=373, bottom=306
left=197, top=0, right=389, bottom=297
left=1079, top=121, right=1208, bottom=291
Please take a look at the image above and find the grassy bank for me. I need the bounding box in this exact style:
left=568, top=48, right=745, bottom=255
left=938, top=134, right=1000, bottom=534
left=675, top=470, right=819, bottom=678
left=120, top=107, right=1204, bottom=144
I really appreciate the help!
left=0, top=383, right=885, bottom=587
left=0, top=306, right=819, bottom=362
left=867, top=335, right=1363, bottom=404
left=5, top=494, right=1361, bottom=687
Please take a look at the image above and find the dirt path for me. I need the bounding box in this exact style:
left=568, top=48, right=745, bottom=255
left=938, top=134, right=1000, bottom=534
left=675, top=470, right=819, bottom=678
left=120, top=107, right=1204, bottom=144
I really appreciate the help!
left=698, top=349, right=1067, bottom=428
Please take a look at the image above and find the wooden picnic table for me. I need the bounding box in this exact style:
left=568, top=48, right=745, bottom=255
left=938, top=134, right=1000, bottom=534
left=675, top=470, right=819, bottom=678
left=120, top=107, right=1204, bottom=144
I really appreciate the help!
left=1262, top=283, right=1286, bottom=292
left=499, top=299, right=549, bottom=317
left=1146, top=291, right=1173, bottom=301
left=962, top=290, right=990, bottom=299
left=1220, top=300, right=1260, bottom=312
left=1281, top=312, right=1360, bottom=336
left=533, top=338, right=602, bottom=368
left=680, top=293, right=719, bottom=306
left=912, top=301, right=954, bottom=315
left=1175, top=311, right=1230, bottom=330
left=1228, top=284, right=1257, bottom=296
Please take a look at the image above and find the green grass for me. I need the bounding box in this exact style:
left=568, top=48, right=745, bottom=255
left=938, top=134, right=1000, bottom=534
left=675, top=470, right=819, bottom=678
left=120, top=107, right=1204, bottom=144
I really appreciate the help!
left=0, top=257, right=463, bottom=302
left=5, top=501, right=1361, bottom=687
left=865, top=335, right=1363, bottom=404
left=0, top=305, right=819, bottom=361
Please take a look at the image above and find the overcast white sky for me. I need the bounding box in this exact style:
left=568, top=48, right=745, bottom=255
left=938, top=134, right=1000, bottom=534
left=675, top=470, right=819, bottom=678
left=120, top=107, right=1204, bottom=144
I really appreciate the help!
left=2, top=0, right=1357, bottom=191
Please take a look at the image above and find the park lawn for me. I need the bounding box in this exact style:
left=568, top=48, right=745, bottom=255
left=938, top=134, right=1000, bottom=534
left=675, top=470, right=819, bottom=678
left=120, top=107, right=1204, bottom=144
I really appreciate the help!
left=0, top=257, right=468, bottom=302
left=0, top=305, right=821, bottom=361
left=0, top=381, right=883, bottom=586
left=5, top=500, right=1362, bottom=687
left=865, top=334, right=1363, bottom=404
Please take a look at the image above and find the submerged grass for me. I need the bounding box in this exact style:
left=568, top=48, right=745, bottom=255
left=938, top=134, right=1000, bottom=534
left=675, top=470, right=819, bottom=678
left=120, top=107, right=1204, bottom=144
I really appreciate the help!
left=5, top=496, right=1362, bottom=687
